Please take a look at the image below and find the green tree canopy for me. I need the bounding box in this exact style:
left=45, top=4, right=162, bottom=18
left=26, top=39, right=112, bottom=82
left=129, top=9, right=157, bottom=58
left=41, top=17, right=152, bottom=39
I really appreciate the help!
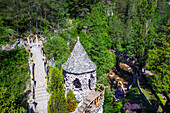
left=147, top=20, right=170, bottom=93
left=43, top=36, right=70, bottom=69
left=47, top=67, right=68, bottom=113
left=0, top=46, right=29, bottom=112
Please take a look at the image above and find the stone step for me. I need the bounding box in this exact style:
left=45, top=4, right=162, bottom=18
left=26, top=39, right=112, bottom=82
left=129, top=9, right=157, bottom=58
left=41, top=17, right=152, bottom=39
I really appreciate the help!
left=36, top=109, right=47, bottom=113
left=35, top=86, right=46, bottom=91
left=83, top=100, right=90, bottom=105
left=78, top=106, right=85, bottom=113
left=86, top=98, right=91, bottom=102
left=35, top=93, right=49, bottom=99
left=81, top=103, right=86, bottom=108
left=35, top=91, right=48, bottom=96
left=35, top=96, right=49, bottom=101
left=35, top=89, right=48, bottom=95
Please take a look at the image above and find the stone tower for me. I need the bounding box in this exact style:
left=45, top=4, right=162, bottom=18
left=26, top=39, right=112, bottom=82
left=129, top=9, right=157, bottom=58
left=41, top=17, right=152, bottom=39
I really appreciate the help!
left=62, top=37, right=97, bottom=101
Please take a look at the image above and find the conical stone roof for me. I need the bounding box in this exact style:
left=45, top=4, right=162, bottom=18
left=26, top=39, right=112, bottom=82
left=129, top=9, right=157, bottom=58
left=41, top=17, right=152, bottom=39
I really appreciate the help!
left=62, top=37, right=96, bottom=74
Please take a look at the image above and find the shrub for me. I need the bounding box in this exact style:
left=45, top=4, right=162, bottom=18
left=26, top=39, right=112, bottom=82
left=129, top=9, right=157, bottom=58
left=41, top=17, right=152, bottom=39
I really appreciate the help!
left=67, top=89, right=77, bottom=112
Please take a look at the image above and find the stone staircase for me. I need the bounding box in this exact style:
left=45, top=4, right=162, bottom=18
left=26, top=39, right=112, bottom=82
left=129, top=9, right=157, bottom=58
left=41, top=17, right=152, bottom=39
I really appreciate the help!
left=76, top=98, right=91, bottom=113
left=29, top=44, right=50, bottom=113
left=34, top=86, right=50, bottom=112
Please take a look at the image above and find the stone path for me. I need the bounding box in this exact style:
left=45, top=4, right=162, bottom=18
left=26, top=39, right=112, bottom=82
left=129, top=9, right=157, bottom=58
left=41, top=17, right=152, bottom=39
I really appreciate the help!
left=30, top=43, right=50, bottom=113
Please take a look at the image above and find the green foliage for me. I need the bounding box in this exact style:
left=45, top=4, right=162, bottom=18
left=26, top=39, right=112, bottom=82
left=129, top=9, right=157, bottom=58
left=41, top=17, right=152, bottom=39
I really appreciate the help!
left=0, top=46, right=29, bottom=112
left=108, top=15, right=125, bottom=50
left=0, top=0, right=68, bottom=40
left=0, top=0, right=170, bottom=113
left=164, top=91, right=170, bottom=113
left=103, top=87, right=122, bottom=113
left=67, top=89, right=77, bottom=112
left=124, top=0, right=158, bottom=70
left=66, top=0, right=99, bottom=18
left=0, top=17, right=14, bottom=46
left=79, top=6, right=116, bottom=77
left=147, top=20, right=170, bottom=93
left=142, top=74, right=166, bottom=110
left=47, top=67, right=68, bottom=113
left=125, top=88, right=149, bottom=111
left=97, top=74, right=109, bottom=86
left=43, top=36, right=70, bottom=69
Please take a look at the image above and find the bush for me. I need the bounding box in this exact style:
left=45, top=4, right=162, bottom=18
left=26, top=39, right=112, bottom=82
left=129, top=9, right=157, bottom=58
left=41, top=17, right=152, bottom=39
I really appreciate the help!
left=67, top=89, right=77, bottom=112
left=145, top=66, right=151, bottom=70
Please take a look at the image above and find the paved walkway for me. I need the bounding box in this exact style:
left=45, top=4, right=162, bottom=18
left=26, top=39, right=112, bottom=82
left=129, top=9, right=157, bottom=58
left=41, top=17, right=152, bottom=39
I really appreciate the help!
left=30, top=43, right=50, bottom=113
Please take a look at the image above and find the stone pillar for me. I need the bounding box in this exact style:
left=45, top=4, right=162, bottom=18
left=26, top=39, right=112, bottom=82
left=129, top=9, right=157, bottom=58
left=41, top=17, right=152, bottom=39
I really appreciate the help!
left=36, top=35, right=39, bottom=47
left=28, top=99, right=35, bottom=112
left=30, top=59, right=34, bottom=80
left=27, top=37, right=30, bottom=47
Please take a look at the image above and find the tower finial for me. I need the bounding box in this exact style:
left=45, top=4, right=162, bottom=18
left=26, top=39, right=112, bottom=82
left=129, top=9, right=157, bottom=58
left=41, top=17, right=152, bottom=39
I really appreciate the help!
left=77, top=36, right=79, bottom=41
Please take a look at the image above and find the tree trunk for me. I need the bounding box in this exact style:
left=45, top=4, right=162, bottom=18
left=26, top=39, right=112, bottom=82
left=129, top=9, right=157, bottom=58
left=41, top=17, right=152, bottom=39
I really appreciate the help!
left=145, top=20, right=148, bottom=34
left=20, top=0, right=24, bottom=18
left=30, top=20, right=32, bottom=35
left=45, top=11, right=46, bottom=33
left=52, top=8, right=54, bottom=30
left=16, top=22, right=18, bottom=35
left=36, top=13, right=38, bottom=34
left=58, top=10, right=59, bottom=29
left=40, top=11, right=43, bottom=35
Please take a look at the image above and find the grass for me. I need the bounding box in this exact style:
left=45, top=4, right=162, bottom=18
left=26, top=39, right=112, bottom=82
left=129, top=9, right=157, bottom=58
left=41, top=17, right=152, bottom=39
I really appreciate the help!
left=139, top=80, right=163, bottom=112
left=125, top=88, right=153, bottom=112
left=126, top=88, right=146, bottom=105
left=140, top=87, right=156, bottom=102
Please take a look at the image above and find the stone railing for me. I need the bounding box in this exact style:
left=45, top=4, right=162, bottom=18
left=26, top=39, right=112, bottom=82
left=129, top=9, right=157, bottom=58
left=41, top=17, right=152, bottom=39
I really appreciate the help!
left=85, top=84, right=105, bottom=112
left=28, top=48, right=36, bottom=111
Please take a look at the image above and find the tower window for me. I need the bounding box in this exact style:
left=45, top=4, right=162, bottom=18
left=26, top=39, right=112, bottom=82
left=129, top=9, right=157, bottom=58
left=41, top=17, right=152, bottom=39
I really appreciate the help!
left=73, top=78, right=81, bottom=89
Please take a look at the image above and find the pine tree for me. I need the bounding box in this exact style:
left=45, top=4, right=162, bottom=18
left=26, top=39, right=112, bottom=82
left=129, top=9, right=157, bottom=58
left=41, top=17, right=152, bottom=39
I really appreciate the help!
left=0, top=18, right=11, bottom=46
left=147, top=20, right=170, bottom=93
left=125, top=0, right=158, bottom=71
left=47, top=67, right=68, bottom=113
left=66, top=0, right=93, bottom=18
left=80, top=7, right=116, bottom=77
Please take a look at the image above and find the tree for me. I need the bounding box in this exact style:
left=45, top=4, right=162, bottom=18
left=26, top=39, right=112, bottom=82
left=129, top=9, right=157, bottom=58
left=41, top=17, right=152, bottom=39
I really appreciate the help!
left=0, top=17, right=12, bottom=46
left=0, top=0, right=69, bottom=38
left=108, top=10, right=124, bottom=50
left=80, top=7, right=116, bottom=77
left=47, top=67, right=68, bottom=113
left=66, top=0, right=95, bottom=18
left=43, top=36, right=70, bottom=69
left=157, top=0, right=170, bottom=26
left=147, top=20, right=170, bottom=93
left=67, top=89, right=77, bottom=112
left=0, top=46, right=29, bottom=112
left=124, top=0, right=158, bottom=71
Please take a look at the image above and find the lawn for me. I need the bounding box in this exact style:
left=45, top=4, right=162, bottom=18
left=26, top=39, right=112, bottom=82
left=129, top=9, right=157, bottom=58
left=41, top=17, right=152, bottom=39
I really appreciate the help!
left=125, top=88, right=153, bottom=112
left=140, top=87, right=156, bottom=102
left=140, top=83, right=163, bottom=112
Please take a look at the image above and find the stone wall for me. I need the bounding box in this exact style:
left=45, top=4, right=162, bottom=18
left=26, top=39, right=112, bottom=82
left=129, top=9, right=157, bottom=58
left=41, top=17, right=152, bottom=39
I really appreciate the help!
left=64, top=71, right=96, bottom=101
